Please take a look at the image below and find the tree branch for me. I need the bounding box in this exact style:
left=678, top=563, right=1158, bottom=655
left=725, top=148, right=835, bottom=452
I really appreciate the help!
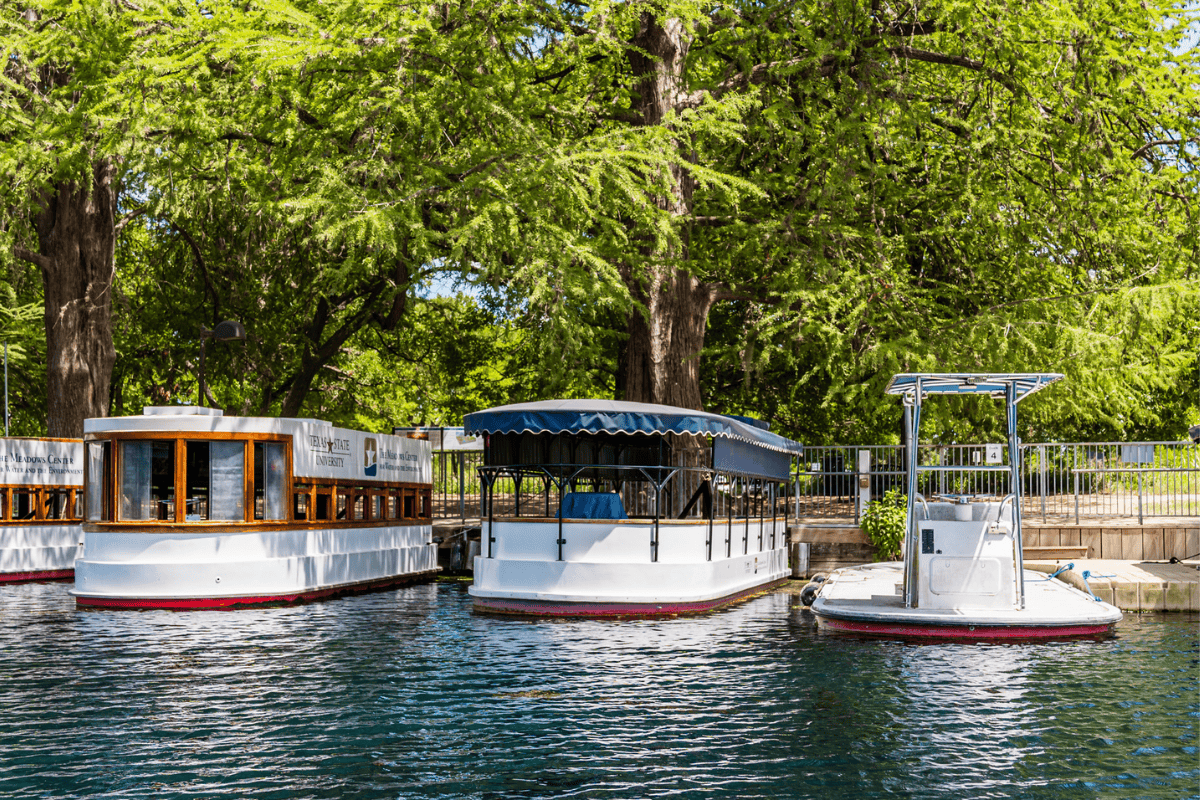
left=1131, top=138, right=1195, bottom=161
left=678, top=56, right=837, bottom=108
left=14, top=246, right=52, bottom=272
left=887, top=46, right=1029, bottom=102
left=114, top=207, right=148, bottom=235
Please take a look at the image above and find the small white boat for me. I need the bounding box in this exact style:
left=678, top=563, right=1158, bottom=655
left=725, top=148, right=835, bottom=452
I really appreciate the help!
left=0, top=437, right=83, bottom=582
left=810, top=374, right=1122, bottom=640
left=72, top=406, right=438, bottom=609
left=464, top=399, right=803, bottom=616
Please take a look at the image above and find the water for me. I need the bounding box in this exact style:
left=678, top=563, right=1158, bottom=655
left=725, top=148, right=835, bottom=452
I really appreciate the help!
left=0, top=581, right=1196, bottom=800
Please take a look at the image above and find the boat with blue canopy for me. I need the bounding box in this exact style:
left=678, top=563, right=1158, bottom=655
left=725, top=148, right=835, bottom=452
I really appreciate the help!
left=463, top=399, right=803, bottom=617
left=809, top=373, right=1122, bottom=640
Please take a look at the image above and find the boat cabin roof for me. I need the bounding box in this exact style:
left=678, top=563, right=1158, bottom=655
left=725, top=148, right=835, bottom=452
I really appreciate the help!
left=463, top=399, right=803, bottom=456
left=886, top=373, right=1063, bottom=403
left=84, top=407, right=432, bottom=484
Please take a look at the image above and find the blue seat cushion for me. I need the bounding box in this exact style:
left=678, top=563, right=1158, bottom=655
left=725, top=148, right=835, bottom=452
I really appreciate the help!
left=558, top=492, right=627, bottom=520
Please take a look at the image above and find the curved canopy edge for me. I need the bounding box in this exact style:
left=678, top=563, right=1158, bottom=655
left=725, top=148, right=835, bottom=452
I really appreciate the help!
left=463, top=399, right=803, bottom=456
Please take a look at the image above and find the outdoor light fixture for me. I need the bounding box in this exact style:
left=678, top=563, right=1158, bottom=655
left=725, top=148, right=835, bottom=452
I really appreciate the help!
left=198, top=320, right=246, bottom=407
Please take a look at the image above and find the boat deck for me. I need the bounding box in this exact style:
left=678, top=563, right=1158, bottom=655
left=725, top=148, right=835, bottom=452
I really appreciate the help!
left=812, top=562, right=1122, bottom=635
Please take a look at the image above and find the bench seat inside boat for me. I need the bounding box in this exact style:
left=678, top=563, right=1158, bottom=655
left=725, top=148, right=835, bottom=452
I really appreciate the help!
left=558, top=492, right=628, bottom=520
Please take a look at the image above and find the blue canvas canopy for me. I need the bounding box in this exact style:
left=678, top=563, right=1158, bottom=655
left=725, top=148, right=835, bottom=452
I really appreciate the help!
left=885, top=373, right=1063, bottom=403
left=464, top=399, right=802, bottom=456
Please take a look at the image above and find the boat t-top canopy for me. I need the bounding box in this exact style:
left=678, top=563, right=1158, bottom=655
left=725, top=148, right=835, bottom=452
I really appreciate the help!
left=885, top=373, right=1063, bottom=403
left=464, top=399, right=803, bottom=456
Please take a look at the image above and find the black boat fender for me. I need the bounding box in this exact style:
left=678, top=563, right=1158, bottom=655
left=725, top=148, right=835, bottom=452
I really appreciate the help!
left=799, top=574, right=827, bottom=607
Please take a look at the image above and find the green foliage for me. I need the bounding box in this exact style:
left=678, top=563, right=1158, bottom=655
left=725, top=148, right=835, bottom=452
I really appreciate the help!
left=860, top=489, right=908, bottom=562
left=697, top=0, right=1200, bottom=444
left=3, top=0, right=1198, bottom=438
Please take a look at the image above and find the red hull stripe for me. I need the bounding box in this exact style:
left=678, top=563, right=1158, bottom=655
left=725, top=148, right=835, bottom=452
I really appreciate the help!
left=473, top=578, right=788, bottom=618
left=74, top=570, right=438, bottom=610
left=817, top=615, right=1116, bottom=640
left=0, top=569, right=74, bottom=584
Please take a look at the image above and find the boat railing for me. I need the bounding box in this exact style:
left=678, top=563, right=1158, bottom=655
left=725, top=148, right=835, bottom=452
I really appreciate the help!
left=476, top=461, right=791, bottom=563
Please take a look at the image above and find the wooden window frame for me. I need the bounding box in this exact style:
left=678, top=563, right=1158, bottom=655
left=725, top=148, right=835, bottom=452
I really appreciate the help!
left=82, top=431, right=433, bottom=529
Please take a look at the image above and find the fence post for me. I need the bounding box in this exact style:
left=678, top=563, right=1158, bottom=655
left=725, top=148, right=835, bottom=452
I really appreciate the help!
left=1137, top=469, right=1143, bottom=525
left=458, top=454, right=465, bottom=521
left=1038, top=444, right=1046, bottom=523
left=857, top=449, right=871, bottom=525
left=1080, top=472, right=1089, bottom=527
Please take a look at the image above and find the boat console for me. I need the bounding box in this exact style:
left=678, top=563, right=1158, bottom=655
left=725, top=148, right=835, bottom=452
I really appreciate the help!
left=913, top=498, right=1016, bottom=611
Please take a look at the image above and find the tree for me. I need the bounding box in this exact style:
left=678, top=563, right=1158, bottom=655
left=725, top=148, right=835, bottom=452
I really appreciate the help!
left=0, top=3, right=139, bottom=436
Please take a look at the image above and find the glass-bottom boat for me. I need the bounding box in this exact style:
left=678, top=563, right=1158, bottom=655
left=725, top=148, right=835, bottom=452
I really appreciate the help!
left=0, top=438, right=83, bottom=582
left=463, top=399, right=804, bottom=617
left=72, top=406, right=438, bottom=609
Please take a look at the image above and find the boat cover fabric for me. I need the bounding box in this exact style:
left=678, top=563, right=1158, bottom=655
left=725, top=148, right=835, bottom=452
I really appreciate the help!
left=557, top=492, right=628, bottom=520
left=463, top=399, right=803, bottom=456
left=886, top=373, right=1063, bottom=402
left=713, top=437, right=792, bottom=481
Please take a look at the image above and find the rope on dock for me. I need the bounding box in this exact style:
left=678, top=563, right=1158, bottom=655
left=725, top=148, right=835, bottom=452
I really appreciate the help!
left=1079, top=569, right=1117, bottom=602
left=1028, top=562, right=1074, bottom=582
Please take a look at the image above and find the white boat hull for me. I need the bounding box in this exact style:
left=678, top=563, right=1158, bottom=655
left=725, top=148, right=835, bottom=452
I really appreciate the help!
left=0, top=524, right=82, bottom=582
left=71, top=524, right=438, bottom=608
left=811, top=562, right=1122, bottom=639
left=469, top=518, right=789, bottom=616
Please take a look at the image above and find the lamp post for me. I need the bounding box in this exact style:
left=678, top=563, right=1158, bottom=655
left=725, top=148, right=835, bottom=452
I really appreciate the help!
left=198, top=320, right=246, bottom=407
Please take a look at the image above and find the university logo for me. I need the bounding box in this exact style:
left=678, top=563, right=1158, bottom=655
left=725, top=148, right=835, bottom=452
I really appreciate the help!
left=363, top=437, right=378, bottom=477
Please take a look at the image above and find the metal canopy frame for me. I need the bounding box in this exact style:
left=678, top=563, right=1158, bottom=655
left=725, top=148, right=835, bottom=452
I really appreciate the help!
left=896, top=373, right=1063, bottom=611
left=887, top=373, right=1063, bottom=402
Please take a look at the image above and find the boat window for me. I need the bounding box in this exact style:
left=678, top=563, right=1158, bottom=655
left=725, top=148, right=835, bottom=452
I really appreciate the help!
left=386, top=494, right=398, bottom=519
left=12, top=489, right=35, bottom=520
left=420, top=489, right=431, bottom=519
left=185, top=441, right=245, bottom=521
left=315, top=488, right=332, bottom=521
left=121, top=440, right=175, bottom=521
left=352, top=493, right=366, bottom=521
left=73, top=490, right=82, bottom=519
left=403, top=490, right=415, bottom=519
left=293, top=487, right=310, bottom=520
left=254, top=442, right=287, bottom=521
left=371, top=494, right=383, bottom=520
left=87, top=441, right=111, bottom=521
left=46, top=489, right=72, bottom=520
left=336, top=490, right=349, bottom=520
left=0, top=489, right=6, bottom=520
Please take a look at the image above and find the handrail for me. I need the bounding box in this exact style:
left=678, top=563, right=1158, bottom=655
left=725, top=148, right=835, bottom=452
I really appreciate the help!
left=913, top=493, right=930, bottom=519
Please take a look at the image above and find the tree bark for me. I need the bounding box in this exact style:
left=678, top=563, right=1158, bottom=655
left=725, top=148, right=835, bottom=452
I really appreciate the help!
left=624, top=271, right=716, bottom=410
left=19, top=161, right=117, bottom=437
left=620, top=12, right=712, bottom=410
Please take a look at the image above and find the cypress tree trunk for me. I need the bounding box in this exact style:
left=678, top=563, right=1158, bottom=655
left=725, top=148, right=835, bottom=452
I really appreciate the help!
left=623, top=270, right=716, bottom=410
left=621, top=12, right=714, bottom=411
left=18, top=161, right=117, bottom=437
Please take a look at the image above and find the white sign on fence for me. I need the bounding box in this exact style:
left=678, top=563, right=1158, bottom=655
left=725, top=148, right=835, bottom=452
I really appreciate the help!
left=1120, top=444, right=1154, bottom=464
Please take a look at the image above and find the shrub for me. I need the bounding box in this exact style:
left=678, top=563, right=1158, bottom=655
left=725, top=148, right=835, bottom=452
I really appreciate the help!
left=860, top=488, right=907, bottom=562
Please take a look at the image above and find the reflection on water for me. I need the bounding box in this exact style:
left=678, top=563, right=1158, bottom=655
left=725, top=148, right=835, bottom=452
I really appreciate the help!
left=0, top=582, right=1195, bottom=799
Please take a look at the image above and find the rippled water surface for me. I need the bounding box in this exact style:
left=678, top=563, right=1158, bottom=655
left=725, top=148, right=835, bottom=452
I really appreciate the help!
left=0, top=580, right=1196, bottom=799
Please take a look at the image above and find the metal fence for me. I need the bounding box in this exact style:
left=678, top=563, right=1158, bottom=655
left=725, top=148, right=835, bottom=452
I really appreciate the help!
left=431, top=450, right=485, bottom=520
left=794, top=441, right=1199, bottom=524
left=431, top=441, right=1198, bottom=524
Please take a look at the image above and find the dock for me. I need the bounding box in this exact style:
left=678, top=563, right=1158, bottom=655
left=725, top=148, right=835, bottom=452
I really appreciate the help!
left=1024, top=559, right=1199, bottom=613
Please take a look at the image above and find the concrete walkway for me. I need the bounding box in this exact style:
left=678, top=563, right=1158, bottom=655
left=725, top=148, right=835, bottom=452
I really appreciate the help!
left=1025, top=559, right=1199, bottom=612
